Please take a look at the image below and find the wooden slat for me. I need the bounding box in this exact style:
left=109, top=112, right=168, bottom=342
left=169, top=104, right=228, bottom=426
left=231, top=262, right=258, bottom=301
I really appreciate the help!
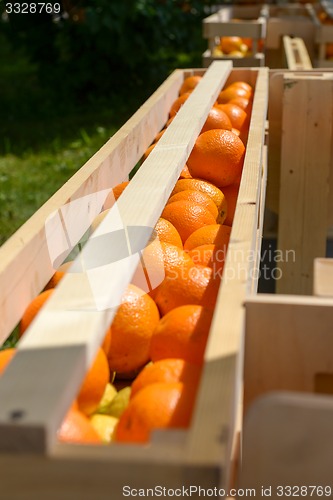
left=0, top=69, right=184, bottom=345
left=203, top=16, right=266, bottom=40
left=283, top=35, right=313, bottom=70
left=314, top=257, right=333, bottom=296
left=276, top=73, right=333, bottom=294
left=240, top=391, right=333, bottom=494
left=185, top=68, right=268, bottom=490
left=0, top=447, right=220, bottom=500
left=267, top=69, right=333, bottom=217
left=0, top=61, right=233, bottom=453
left=202, top=51, right=265, bottom=69
left=242, top=293, right=333, bottom=487
left=244, top=293, right=333, bottom=413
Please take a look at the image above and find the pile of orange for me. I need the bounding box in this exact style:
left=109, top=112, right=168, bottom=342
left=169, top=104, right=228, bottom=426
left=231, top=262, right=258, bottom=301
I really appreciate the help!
left=1, top=74, right=253, bottom=446
left=212, top=36, right=265, bottom=59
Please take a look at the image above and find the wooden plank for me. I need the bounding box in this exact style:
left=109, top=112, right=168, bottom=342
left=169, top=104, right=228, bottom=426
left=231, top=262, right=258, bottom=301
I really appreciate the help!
left=266, top=5, right=315, bottom=57
left=283, top=36, right=313, bottom=70
left=314, top=257, right=333, bottom=296
left=0, top=61, right=233, bottom=454
left=239, top=392, right=333, bottom=494
left=0, top=69, right=185, bottom=345
left=244, top=293, right=333, bottom=413
left=276, top=73, right=333, bottom=295
left=267, top=69, right=333, bottom=218
left=203, top=17, right=266, bottom=40
left=186, top=68, right=268, bottom=491
left=0, top=448, right=220, bottom=500
left=249, top=143, right=268, bottom=294
left=202, top=51, right=264, bottom=68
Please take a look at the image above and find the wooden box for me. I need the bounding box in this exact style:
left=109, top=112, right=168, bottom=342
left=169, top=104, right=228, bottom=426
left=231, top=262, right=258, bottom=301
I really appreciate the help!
left=236, top=69, right=333, bottom=494
left=202, top=6, right=267, bottom=68
left=266, top=4, right=315, bottom=68
left=238, top=277, right=333, bottom=494
left=307, top=1, right=333, bottom=67
left=0, top=62, right=268, bottom=498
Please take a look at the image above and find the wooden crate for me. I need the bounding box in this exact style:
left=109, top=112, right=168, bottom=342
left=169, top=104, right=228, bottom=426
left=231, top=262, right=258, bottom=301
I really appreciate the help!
left=307, top=2, right=333, bottom=67
left=202, top=5, right=267, bottom=68
left=236, top=69, right=333, bottom=491
left=265, top=69, right=333, bottom=294
left=0, top=62, right=268, bottom=498
left=238, top=271, right=333, bottom=494
left=266, top=4, right=316, bottom=68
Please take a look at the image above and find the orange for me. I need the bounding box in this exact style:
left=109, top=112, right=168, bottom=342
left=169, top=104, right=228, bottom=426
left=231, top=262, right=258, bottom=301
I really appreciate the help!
left=326, top=43, right=333, bottom=58
left=229, top=96, right=252, bottom=114
left=150, top=305, right=213, bottom=365
left=179, top=75, right=202, bottom=95
left=215, top=103, right=248, bottom=132
left=187, top=129, right=245, bottom=188
left=242, top=38, right=253, bottom=50
left=154, top=264, right=220, bottom=315
left=228, top=81, right=253, bottom=95
left=19, top=289, right=54, bottom=337
left=217, top=85, right=251, bottom=104
left=171, top=179, right=227, bottom=218
left=189, top=244, right=225, bottom=273
left=58, top=408, right=102, bottom=444
left=165, top=116, right=175, bottom=128
left=107, top=284, right=160, bottom=374
left=103, top=181, right=130, bottom=210
left=179, top=164, right=192, bottom=179
left=132, top=241, right=194, bottom=295
left=161, top=200, right=216, bottom=244
left=131, top=358, right=202, bottom=398
left=77, top=348, right=110, bottom=416
left=44, top=261, right=73, bottom=290
left=201, top=107, right=232, bottom=134
left=101, top=328, right=112, bottom=357
left=153, top=129, right=166, bottom=143
left=169, top=92, right=191, bottom=117
left=167, top=189, right=218, bottom=220
left=44, top=270, right=65, bottom=290
left=115, top=382, right=197, bottom=443
left=184, top=224, right=231, bottom=252
left=0, top=348, right=16, bottom=376
left=154, top=217, right=183, bottom=249
left=222, top=183, right=239, bottom=226
left=220, top=36, right=244, bottom=54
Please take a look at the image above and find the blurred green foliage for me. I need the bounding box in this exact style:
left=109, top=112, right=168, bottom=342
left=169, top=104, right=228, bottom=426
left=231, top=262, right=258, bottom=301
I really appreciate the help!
left=1, top=0, right=216, bottom=152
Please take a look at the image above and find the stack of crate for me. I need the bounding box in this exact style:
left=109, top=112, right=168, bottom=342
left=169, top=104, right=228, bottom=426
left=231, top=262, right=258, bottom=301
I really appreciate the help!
left=308, top=1, right=333, bottom=66
left=202, top=5, right=268, bottom=68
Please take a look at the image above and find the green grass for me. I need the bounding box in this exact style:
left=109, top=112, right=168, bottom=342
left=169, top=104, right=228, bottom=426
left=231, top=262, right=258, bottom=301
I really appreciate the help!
left=0, top=123, right=119, bottom=246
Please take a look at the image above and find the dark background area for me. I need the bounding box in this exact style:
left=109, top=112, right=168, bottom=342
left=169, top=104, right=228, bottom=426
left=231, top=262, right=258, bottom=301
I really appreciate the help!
left=0, top=0, right=220, bottom=154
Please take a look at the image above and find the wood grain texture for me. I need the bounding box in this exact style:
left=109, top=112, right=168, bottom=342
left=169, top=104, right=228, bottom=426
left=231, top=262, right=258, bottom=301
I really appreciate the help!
left=239, top=392, right=333, bottom=493
left=185, top=68, right=268, bottom=489
left=267, top=69, right=333, bottom=217
left=0, top=62, right=233, bottom=454
left=244, top=293, right=333, bottom=413
left=277, top=74, right=333, bottom=294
